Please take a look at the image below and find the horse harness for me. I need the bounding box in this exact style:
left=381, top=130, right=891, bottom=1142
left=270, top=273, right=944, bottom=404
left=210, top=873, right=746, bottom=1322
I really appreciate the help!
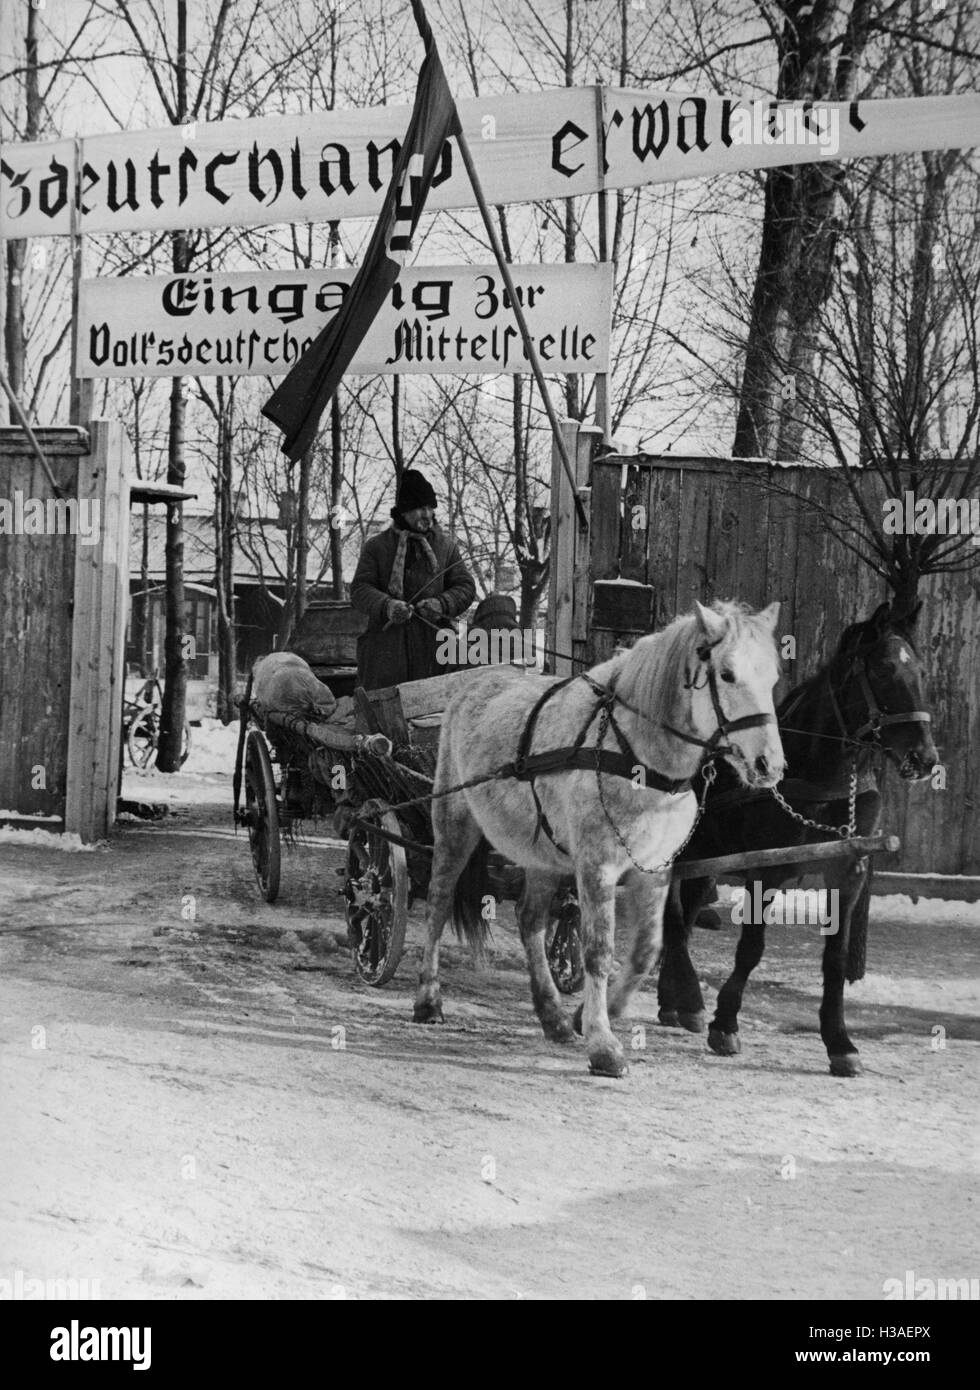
left=708, top=639, right=931, bottom=834
left=499, top=652, right=777, bottom=858
left=827, top=647, right=932, bottom=746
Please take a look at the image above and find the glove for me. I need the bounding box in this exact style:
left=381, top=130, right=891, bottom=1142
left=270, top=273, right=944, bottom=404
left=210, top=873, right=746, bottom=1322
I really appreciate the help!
left=386, top=599, right=413, bottom=624
left=415, top=598, right=443, bottom=621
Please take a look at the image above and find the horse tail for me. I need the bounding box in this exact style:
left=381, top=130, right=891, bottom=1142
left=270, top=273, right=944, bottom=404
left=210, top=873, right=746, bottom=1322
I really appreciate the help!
left=846, top=862, right=872, bottom=983
left=452, top=836, right=492, bottom=958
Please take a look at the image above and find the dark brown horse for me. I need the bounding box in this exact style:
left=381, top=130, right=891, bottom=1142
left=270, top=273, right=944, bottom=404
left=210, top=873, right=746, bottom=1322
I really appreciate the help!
left=657, top=602, right=938, bottom=1076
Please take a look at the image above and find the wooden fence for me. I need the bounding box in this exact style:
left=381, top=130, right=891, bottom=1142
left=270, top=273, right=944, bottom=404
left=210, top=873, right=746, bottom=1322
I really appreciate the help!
left=548, top=424, right=979, bottom=877
left=0, top=421, right=129, bottom=842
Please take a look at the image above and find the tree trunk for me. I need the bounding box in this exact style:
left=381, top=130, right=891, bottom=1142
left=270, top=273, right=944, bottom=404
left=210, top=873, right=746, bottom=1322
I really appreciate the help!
left=326, top=222, right=345, bottom=599
left=4, top=4, right=40, bottom=418
left=157, top=0, right=189, bottom=770
left=139, top=505, right=151, bottom=674
left=214, top=386, right=237, bottom=724
left=733, top=0, right=872, bottom=461
left=330, top=396, right=344, bottom=598
left=131, top=388, right=152, bottom=676
left=391, top=374, right=406, bottom=480
left=295, top=445, right=311, bottom=626
left=157, top=231, right=190, bottom=770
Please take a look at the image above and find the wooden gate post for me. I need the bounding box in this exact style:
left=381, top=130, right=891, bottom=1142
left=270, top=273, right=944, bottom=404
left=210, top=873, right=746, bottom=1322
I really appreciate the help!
left=571, top=425, right=603, bottom=668
left=65, top=420, right=130, bottom=841
left=547, top=418, right=582, bottom=675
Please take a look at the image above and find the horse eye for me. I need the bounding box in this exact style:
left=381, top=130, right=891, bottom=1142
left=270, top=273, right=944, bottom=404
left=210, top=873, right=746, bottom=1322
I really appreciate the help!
left=721, top=669, right=736, bottom=683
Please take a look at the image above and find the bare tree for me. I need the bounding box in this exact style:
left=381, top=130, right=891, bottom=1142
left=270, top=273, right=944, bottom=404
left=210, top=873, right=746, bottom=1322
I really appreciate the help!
left=732, top=0, right=979, bottom=461
left=0, top=1, right=110, bottom=420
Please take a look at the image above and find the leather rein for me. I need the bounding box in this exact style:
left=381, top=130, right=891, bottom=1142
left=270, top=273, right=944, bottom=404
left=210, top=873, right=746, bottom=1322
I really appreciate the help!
left=499, top=642, right=777, bottom=856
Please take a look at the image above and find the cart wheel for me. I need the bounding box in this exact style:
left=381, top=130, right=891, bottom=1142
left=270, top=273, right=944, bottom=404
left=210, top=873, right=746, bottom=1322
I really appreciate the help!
left=127, top=710, right=192, bottom=770
left=126, top=708, right=157, bottom=769
left=344, top=808, right=408, bottom=986
left=244, top=728, right=281, bottom=903
left=546, top=893, right=584, bottom=994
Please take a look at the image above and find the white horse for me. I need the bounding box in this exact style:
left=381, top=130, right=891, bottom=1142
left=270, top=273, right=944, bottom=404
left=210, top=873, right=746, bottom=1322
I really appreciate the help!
left=413, top=600, right=786, bottom=1077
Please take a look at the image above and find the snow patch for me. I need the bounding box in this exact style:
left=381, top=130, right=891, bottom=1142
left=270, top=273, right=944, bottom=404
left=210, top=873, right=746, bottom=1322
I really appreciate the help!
left=0, top=826, right=102, bottom=853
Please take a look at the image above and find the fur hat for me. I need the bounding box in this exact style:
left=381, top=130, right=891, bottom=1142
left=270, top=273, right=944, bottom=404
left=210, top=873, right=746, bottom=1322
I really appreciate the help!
left=394, top=469, right=437, bottom=513
left=471, top=593, right=520, bottom=630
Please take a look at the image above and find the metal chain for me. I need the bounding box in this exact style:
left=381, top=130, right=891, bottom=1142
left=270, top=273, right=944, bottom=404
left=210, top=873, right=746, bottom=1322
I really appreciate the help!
left=593, top=705, right=717, bottom=875
left=768, top=762, right=858, bottom=840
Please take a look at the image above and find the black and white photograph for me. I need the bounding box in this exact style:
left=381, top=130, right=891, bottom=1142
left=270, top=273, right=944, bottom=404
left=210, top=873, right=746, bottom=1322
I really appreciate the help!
left=1, top=0, right=978, bottom=1339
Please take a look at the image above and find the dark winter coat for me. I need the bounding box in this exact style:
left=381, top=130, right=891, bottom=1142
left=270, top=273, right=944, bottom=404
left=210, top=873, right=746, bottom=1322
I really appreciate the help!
left=349, top=522, right=476, bottom=690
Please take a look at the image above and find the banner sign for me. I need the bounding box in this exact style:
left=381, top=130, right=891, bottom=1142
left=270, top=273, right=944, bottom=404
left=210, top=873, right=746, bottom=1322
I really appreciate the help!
left=76, top=262, right=613, bottom=379
left=0, top=91, right=594, bottom=240
left=602, top=90, right=980, bottom=189
left=5, top=90, right=978, bottom=240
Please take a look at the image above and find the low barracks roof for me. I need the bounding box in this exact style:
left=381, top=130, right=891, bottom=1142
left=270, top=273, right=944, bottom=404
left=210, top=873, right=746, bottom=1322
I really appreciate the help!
left=129, top=512, right=380, bottom=586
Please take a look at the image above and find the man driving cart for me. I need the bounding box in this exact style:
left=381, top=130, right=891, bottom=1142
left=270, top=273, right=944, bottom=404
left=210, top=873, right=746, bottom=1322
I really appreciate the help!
left=350, top=468, right=476, bottom=690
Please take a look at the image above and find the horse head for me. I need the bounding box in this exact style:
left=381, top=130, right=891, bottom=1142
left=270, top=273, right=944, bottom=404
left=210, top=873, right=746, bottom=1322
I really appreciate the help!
left=617, top=600, right=786, bottom=789
left=831, top=600, right=938, bottom=780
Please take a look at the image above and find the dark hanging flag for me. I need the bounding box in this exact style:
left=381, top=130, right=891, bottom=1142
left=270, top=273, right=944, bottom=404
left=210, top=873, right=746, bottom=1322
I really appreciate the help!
left=261, top=3, right=460, bottom=461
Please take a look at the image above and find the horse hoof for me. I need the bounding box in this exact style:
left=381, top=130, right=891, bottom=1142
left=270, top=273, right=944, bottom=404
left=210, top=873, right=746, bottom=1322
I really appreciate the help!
left=658, top=1009, right=680, bottom=1028
left=412, top=1000, right=444, bottom=1024
left=695, top=907, right=723, bottom=931
left=677, top=1010, right=706, bottom=1034
left=572, top=1004, right=584, bottom=1036
left=544, top=1017, right=575, bottom=1045
left=588, top=1047, right=628, bottom=1078
left=829, top=1053, right=862, bottom=1077
left=708, top=1028, right=740, bottom=1057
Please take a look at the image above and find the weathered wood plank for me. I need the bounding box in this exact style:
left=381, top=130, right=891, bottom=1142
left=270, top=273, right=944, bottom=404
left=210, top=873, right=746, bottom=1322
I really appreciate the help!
left=621, top=463, right=649, bottom=583
left=674, top=466, right=714, bottom=611
left=65, top=419, right=129, bottom=841
left=674, top=833, right=900, bottom=880
left=589, top=460, right=621, bottom=582
left=547, top=418, right=581, bottom=676
left=571, top=427, right=599, bottom=646
left=0, top=443, right=78, bottom=821
left=646, top=461, right=680, bottom=630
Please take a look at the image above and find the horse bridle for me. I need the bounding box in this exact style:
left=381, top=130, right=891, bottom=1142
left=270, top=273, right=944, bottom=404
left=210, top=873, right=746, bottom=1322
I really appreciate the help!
left=828, top=641, right=932, bottom=747
left=662, top=640, right=777, bottom=757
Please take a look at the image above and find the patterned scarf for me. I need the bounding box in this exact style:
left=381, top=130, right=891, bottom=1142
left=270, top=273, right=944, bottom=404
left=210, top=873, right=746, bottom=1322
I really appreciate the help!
left=387, top=523, right=439, bottom=600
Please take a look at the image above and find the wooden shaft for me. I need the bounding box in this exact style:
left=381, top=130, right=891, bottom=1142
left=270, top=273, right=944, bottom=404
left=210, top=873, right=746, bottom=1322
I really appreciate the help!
left=673, top=833, right=900, bottom=881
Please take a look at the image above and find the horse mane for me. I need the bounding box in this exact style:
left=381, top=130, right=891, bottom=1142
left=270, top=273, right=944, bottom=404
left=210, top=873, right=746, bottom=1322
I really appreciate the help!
left=613, top=600, right=775, bottom=729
